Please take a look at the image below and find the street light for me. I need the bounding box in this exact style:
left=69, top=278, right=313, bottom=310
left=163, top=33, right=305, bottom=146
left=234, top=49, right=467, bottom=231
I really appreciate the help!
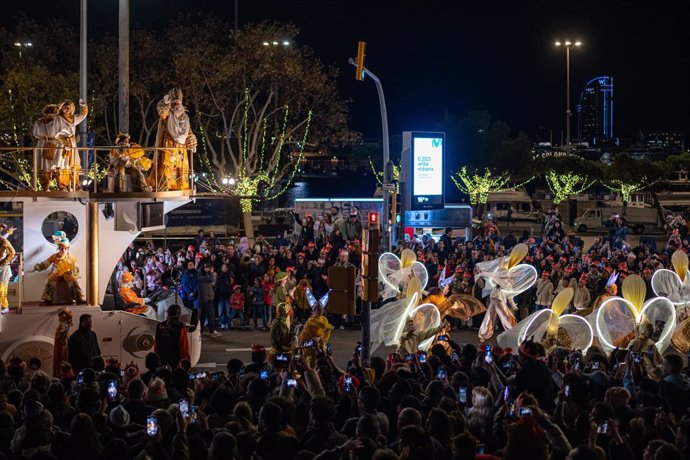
left=14, top=40, right=33, bottom=58
left=554, top=39, right=582, bottom=155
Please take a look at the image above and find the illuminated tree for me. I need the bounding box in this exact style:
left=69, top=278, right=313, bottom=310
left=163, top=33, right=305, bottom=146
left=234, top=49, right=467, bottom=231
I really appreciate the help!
left=451, top=167, right=512, bottom=214
left=370, top=159, right=400, bottom=193
left=545, top=170, right=594, bottom=204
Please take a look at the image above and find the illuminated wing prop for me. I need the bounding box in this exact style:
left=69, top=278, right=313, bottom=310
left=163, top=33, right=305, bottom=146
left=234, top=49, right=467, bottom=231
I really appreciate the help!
left=498, top=287, right=593, bottom=352
left=378, top=249, right=428, bottom=300
left=370, top=292, right=420, bottom=353
left=595, top=274, right=676, bottom=353
left=408, top=303, right=441, bottom=351
left=475, top=243, right=537, bottom=297
left=651, top=250, right=690, bottom=306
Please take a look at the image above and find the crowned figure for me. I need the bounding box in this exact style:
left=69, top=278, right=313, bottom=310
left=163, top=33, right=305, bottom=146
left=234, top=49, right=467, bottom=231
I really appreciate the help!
left=149, top=88, right=197, bottom=191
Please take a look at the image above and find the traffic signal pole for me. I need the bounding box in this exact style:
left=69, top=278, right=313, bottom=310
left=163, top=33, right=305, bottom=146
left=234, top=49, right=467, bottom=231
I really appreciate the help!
left=349, top=50, right=392, bottom=252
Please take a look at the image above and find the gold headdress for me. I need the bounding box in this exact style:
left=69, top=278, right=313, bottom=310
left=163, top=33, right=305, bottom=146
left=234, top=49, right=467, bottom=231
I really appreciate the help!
left=169, top=88, right=183, bottom=103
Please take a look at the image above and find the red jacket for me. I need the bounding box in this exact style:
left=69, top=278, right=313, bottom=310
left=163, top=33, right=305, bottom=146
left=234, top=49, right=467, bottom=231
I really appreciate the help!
left=230, top=292, right=245, bottom=311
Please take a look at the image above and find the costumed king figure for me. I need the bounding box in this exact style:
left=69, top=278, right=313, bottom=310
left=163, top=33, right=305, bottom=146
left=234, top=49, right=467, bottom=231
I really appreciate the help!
left=0, top=223, right=16, bottom=314
left=119, top=271, right=152, bottom=315
left=108, top=132, right=152, bottom=192
left=52, top=308, right=73, bottom=377
left=32, top=238, right=85, bottom=304
left=32, top=104, right=60, bottom=190
left=54, top=99, right=88, bottom=191
left=150, top=88, right=197, bottom=191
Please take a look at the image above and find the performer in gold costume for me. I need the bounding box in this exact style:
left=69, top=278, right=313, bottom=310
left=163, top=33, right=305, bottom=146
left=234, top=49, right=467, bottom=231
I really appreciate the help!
left=0, top=224, right=16, bottom=314
left=54, top=99, right=88, bottom=191
left=119, top=272, right=151, bottom=315
left=32, top=104, right=60, bottom=190
left=52, top=308, right=73, bottom=377
left=150, top=89, right=197, bottom=191
left=33, top=238, right=85, bottom=304
left=108, top=132, right=152, bottom=192
left=297, top=302, right=333, bottom=366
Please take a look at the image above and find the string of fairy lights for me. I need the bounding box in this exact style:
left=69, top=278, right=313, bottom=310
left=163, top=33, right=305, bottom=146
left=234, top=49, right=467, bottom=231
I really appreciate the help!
left=194, top=88, right=314, bottom=212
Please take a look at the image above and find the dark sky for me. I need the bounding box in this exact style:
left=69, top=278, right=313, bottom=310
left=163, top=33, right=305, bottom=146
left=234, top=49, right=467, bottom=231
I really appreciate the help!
left=3, top=0, right=689, bottom=141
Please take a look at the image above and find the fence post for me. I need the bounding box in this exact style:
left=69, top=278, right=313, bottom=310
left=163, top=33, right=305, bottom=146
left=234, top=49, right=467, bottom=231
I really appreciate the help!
left=32, top=148, right=37, bottom=191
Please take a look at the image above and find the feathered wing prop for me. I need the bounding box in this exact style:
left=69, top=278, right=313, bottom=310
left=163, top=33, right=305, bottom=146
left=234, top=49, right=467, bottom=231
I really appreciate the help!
left=595, top=274, right=676, bottom=353
left=378, top=249, right=429, bottom=300
left=475, top=243, right=537, bottom=298
left=651, top=250, right=690, bottom=306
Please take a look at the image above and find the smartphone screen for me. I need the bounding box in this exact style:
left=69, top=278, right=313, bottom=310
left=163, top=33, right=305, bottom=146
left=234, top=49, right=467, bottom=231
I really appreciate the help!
left=597, top=422, right=608, bottom=434
left=287, top=378, right=297, bottom=388
left=485, top=352, right=493, bottom=365
left=107, top=380, right=118, bottom=400
left=211, top=371, right=223, bottom=381
left=564, top=384, right=570, bottom=398
left=344, top=375, right=353, bottom=392
left=179, top=399, right=189, bottom=419
left=77, top=372, right=84, bottom=386
left=503, top=386, right=510, bottom=401
left=190, top=406, right=199, bottom=423
left=146, top=416, right=158, bottom=437
left=260, top=370, right=269, bottom=380
left=519, top=407, right=533, bottom=417
left=458, top=386, right=467, bottom=404
left=418, top=352, right=427, bottom=364
left=437, top=335, right=449, bottom=342
left=436, top=367, right=446, bottom=380
left=592, top=362, right=600, bottom=371
left=303, top=339, right=316, bottom=348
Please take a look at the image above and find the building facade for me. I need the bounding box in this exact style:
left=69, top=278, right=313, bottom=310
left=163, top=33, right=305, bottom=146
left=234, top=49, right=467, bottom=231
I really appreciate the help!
left=577, top=76, right=614, bottom=147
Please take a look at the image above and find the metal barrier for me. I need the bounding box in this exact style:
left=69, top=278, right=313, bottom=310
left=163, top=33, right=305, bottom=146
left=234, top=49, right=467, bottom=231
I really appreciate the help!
left=0, top=146, right=195, bottom=193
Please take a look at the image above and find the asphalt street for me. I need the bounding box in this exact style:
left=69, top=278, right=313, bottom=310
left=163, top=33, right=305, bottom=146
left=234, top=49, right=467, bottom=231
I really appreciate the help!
left=194, top=326, right=496, bottom=370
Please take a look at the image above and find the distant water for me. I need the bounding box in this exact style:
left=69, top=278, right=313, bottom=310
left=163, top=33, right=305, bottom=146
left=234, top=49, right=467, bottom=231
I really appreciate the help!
left=284, top=172, right=378, bottom=206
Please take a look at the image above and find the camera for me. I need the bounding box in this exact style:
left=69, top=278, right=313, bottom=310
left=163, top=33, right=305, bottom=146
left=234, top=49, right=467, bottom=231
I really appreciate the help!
left=437, top=335, right=449, bottom=342
left=210, top=371, right=224, bottom=381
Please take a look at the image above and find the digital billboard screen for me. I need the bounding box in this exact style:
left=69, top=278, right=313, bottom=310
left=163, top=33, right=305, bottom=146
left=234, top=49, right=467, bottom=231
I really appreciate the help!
left=411, top=132, right=444, bottom=210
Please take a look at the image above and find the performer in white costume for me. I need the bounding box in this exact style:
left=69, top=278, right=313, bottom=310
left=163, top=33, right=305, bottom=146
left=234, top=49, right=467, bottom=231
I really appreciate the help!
left=479, top=282, right=518, bottom=343
left=32, top=104, right=60, bottom=190
left=54, top=99, right=88, bottom=191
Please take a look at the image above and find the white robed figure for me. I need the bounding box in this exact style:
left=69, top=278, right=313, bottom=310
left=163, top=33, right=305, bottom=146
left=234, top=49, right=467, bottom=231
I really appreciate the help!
left=474, top=243, right=537, bottom=298
left=479, top=282, right=518, bottom=343
left=378, top=249, right=429, bottom=301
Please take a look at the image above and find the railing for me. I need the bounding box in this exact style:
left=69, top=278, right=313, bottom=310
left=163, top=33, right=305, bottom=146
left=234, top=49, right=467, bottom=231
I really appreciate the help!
left=0, top=146, right=195, bottom=193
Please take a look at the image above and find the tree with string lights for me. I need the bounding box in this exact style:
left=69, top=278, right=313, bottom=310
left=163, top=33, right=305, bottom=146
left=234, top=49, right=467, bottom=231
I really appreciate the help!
left=166, top=19, right=352, bottom=239
left=451, top=166, right=513, bottom=215
left=544, top=170, right=594, bottom=204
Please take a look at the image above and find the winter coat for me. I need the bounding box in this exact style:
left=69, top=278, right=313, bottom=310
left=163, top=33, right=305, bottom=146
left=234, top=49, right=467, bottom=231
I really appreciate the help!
left=196, top=272, right=215, bottom=303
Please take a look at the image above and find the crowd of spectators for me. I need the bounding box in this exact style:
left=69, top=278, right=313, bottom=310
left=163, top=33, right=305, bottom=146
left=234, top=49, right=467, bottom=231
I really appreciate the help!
left=2, top=207, right=687, bottom=459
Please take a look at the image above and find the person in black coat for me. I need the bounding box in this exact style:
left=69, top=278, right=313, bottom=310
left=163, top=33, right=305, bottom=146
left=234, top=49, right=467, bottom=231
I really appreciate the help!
left=514, top=340, right=556, bottom=414
left=67, top=314, right=101, bottom=373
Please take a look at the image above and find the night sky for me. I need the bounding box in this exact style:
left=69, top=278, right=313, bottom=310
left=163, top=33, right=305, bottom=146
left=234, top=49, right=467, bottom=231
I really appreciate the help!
left=2, top=0, right=688, bottom=142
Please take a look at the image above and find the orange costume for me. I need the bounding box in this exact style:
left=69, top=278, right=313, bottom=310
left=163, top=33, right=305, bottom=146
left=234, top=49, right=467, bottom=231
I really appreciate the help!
left=53, top=308, right=73, bottom=377
left=119, top=272, right=150, bottom=315
left=108, top=132, right=152, bottom=192
left=150, top=89, right=197, bottom=191
left=33, top=238, right=85, bottom=304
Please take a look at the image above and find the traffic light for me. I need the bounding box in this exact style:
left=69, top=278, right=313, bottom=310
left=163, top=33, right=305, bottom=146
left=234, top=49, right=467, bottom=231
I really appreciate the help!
left=355, top=41, right=366, bottom=81
left=368, top=211, right=379, bottom=228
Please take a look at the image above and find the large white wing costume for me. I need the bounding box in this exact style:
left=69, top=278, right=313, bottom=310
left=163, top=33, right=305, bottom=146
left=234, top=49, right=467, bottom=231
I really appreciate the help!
left=475, top=243, right=537, bottom=298
left=498, top=287, right=593, bottom=352
left=593, top=274, right=676, bottom=354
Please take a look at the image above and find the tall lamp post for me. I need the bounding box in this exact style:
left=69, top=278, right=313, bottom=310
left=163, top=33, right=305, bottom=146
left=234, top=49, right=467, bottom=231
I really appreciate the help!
left=554, top=40, right=581, bottom=155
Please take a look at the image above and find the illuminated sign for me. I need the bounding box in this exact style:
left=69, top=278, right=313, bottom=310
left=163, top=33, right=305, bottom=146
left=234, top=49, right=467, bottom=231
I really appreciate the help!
left=408, top=132, right=445, bottom=210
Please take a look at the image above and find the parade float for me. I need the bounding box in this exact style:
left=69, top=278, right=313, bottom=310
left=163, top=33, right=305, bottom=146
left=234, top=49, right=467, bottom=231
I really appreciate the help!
left=0, top=132, right=202, bottom=372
